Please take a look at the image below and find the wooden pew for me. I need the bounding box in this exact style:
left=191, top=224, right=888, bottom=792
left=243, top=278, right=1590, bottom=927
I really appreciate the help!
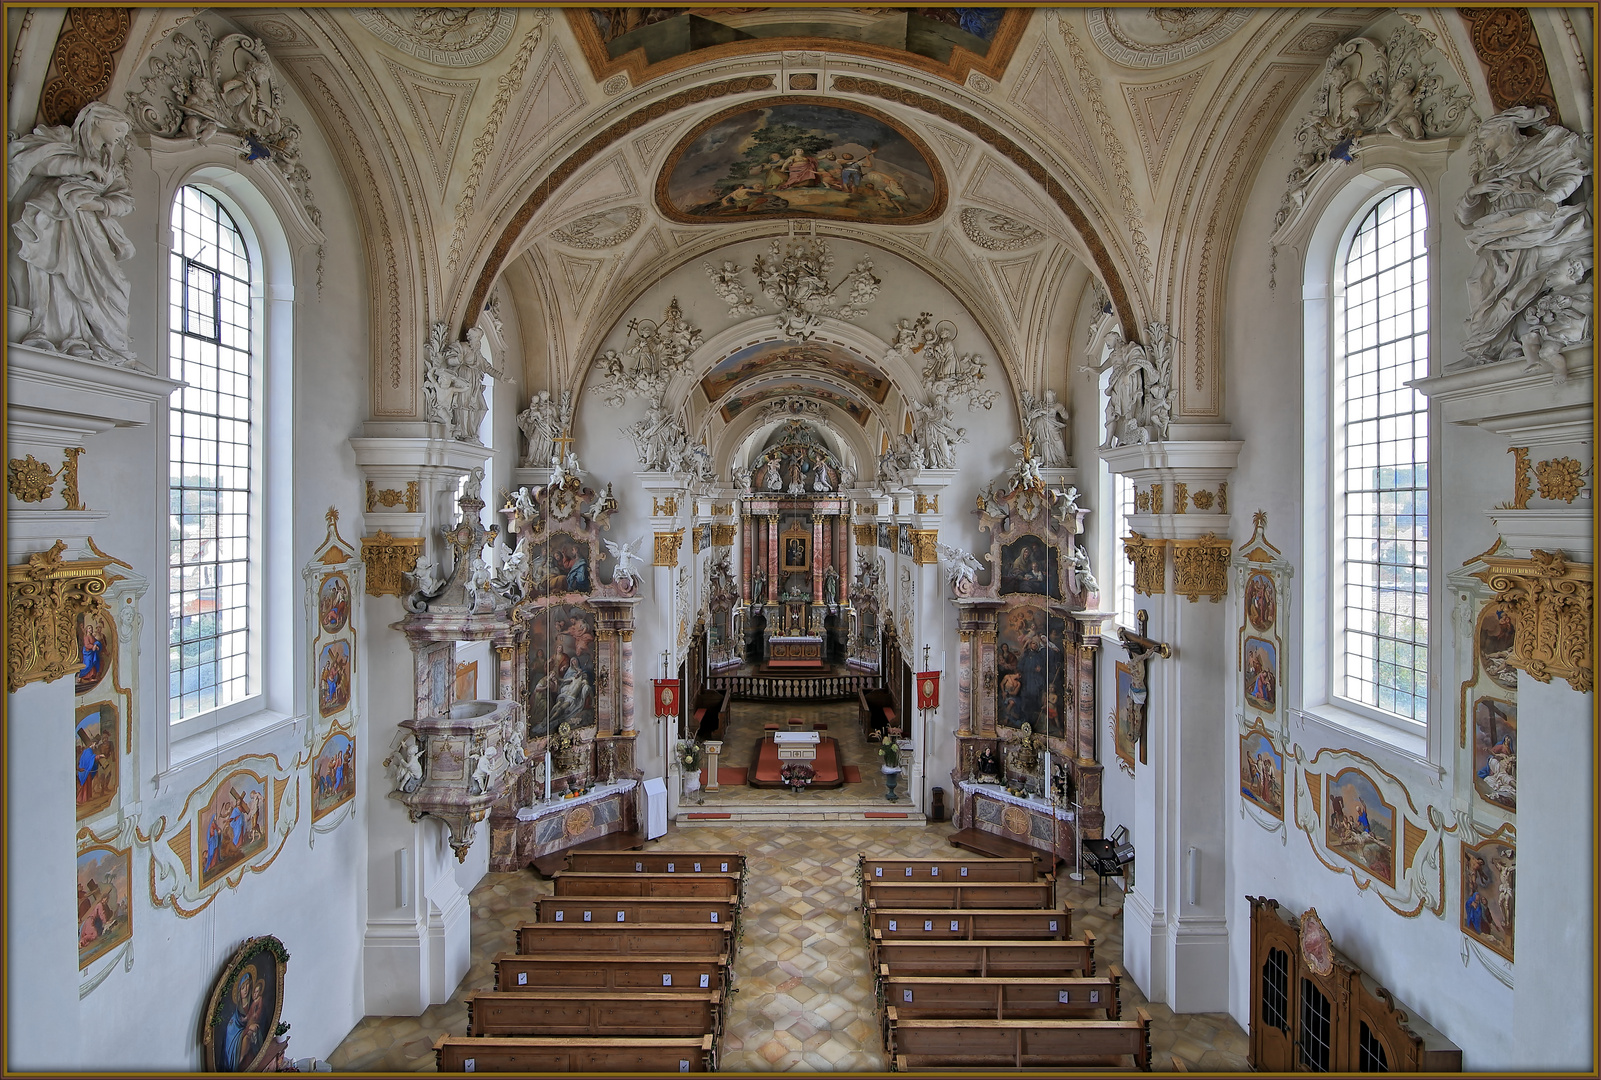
left=862, top=879, right=1055, bottom=912
left=693, top=688, right=730, bottom=739
left=553, top=871, right=740, bottom=900
left=465, top=989, right=721, bottom=1038
left=435, top=1034, right=715, bottom=1073
left=860, top=855, right=1041, bottom=883
left=494, top=953, right=727, bottom=994
left=516, top=922, right=730, bottom=958
left=876, top=935, right=1096, bottom=979
left=886, top=1013, right=1151, bottom=1070
left=879, top=970, right=1122, bottom=1023
left=868, top=907, right=1071, bottom=944
left=564, top=851, right=745, bottom=876
left=535, top=896, right=737, bottom=930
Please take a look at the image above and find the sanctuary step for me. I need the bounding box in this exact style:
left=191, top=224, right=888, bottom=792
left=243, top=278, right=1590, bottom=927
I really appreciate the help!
left=676, top=799, right=926, bottom=828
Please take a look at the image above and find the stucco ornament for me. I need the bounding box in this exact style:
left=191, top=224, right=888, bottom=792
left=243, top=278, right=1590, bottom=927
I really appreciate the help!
left=8, top=103, right=137, bottom=366
left=625, top=399, right=689, bottom=471
left=1276, top=24, right=1474, bottom=231
left=911, top=395, right=966, bottom=469
left=877, top=433, right=925, bottom=491
left=1083, top=323, right=1174, bottom=448
left=1020, top=389, right=1071, bottom=467
left=422, top=323, right=494, bottom=441
left=604, top=537, right=646, bottom=593
left=710, top=238, right=880, bottom=340
left=888, top=313, right=998, bottom=469
left=1454, top=106, right=1594, bottom=373
left=935, top=541, right=988, bottom=597
left=126, top=23, right=319, bottom=226
left=590, top=298, right=703, bottom=408
left=517, top=388, right=571, bottom=468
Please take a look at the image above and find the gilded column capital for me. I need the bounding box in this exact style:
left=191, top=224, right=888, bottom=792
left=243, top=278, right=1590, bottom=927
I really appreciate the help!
left=360, top=531, right=424, bottom=597
left=7, top=540, right=113, bottom=692
left=1123, top=531, right=1169, bottom=596
left=1172, top=533, right=1231, bottom=603
left=1476, top=548, right=1593, bottom=693
left=910, top=528, right=940, bottom=565
left=654, top=530, right=685, bottom=568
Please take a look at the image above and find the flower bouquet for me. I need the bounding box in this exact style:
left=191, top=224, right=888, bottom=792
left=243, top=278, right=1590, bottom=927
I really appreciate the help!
left=678, top=740, right=704, bottom=802
left=780, top=762, right=815, bottom=794
left=878, top=733, right=904, bottom=801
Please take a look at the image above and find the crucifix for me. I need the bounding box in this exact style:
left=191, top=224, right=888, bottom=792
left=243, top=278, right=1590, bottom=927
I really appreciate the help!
left=1119, top=609, right=1171, bottom=765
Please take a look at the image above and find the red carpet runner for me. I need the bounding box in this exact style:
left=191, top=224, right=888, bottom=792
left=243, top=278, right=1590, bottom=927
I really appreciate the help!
left=747, top=736, right=847, bottom=788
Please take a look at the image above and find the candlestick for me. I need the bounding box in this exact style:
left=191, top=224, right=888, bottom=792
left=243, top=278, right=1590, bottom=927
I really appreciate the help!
left=544, top=751, right=553, bottom=801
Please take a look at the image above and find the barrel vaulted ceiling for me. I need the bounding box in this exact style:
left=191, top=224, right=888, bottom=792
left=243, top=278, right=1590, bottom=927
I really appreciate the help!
left=102, top=7, right=1490, bottom=424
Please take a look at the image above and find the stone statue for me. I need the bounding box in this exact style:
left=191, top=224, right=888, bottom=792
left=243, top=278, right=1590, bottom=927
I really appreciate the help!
left=468, top=743, right=499, bottom=796
left=812, top=459, right=836, bottom=492
left=674, top=440, right=716, bottom=483
left=912, top=396, right=966, bottom=469
left=838, top=463, right=856, bottom=489
left=760, top=457, right=783, bottom=492
left=8, top=102, right=138, bottom=366
left=751, top=568, right=767, bottom=604
left=517, top=390, right=562, bottom=467
left=1082, top=324, right=1174, bottom=448
left=824, top=564, right=840, bottom=606
left=976, top=744, right=1001, bottom=779
left=878, top=433, right=925, bottom=491
left=422, top=323, right=492, bottom=441
left=1020, top=389, right=1071, bottom=467
left=935, top=542, right=986, bottom=597
left=1066, top=541, right=1099, bottom=599
left=604, top=536, right=646, bottom=593
left=730, top=463, right=752, bottom=492
left=392, top=735, right=424, bottom=794
left=626, top=399, right=688, bottom=471
left=1454, top=107, right=1593, bottom=369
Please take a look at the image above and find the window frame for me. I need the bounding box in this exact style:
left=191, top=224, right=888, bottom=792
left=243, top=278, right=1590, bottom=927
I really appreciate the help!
left=1297, top=163, right=1442, bottom=762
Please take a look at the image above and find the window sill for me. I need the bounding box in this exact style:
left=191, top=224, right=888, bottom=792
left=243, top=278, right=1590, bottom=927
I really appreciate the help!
left=1290, top=705, right=1438, bottom=774
left=167, top=707, right=303, bottom=772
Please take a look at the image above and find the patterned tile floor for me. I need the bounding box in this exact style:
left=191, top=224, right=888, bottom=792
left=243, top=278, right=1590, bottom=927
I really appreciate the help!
left=328, top=822, right=1249, bottom=1072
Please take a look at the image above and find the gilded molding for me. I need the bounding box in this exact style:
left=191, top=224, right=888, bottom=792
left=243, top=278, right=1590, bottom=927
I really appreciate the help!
left=1134, top=488, right=1151, bottom=513
left=652, top=496, right=679, bottom=517
left=1123, top=531, right=1168, bottom=596
left=7, top=541, right=112, bottom=692
left=40, top=7, right=132, bottom=126
left=910, top=528, right=940, bottom=565
left=1191, top=488, right=1215, bottom=511
left=1476, top=548, right=1593, bottom=693
left=1150, top=483, right=1164, bottom=514
left=1458, top=7, right=1561, bottom=122
left=1509, top=447, right=1533, bottom=508
left=8, top=448, right=85, bottom=508
left=360, top=531, right=424, bottom=597
left=1219, top=482, right=1228, bottom=513
left=654, top=529, right=684, bottom=568
left=366, top=480, right=420, bottom=513
left=853, top=523, right=876, bottom=548
left=1173, top=482, right=1189, bottom=514
left=711, top=524, right=737, bottom=548
left=1534, top=456, right=1585, bottom=503
left=1172, top=533, right=1231, bottom=603
left=711, top=503, right=733, bottom=516
left=855, top=501, right=878, bottom=516
left=915, top=494, right=940, bottom=514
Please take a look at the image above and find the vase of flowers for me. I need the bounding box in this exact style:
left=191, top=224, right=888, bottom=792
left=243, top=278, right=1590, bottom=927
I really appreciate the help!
left=780, top=762, right=815, bottom=794
left=678, top=740, right=704, bottom=804
left=878, top=733, right=903, bottom=802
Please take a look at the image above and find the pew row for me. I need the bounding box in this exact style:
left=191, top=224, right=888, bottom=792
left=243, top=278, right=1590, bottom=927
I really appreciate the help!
left=885, top=1013, right=1151, bottom=1071
left=534, top=896, right=737, bottom=930
left=494, top=952, right=728, bottom=994
left=868, top=906, right=1072, bottom=948
left=876, top=935, right=1096, bottom=979
left=516, top=922, right=731, bottom=957
left=879, top=970, right=1122, bottom=1024
left=553, top=871, right=740, bottom=900
left=862, top=879, right=1056, bottom=913
left=434, top=1034, right=715, bottom=1073
left=860, top=855, right=1042, bottom=883
left=564, top=851, right=745, bottom=877
left=465, top=989, right=721, bottom=1038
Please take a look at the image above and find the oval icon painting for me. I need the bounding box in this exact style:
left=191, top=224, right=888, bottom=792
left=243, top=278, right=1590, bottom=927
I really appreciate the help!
left=658, top=98, right=946, bottom=225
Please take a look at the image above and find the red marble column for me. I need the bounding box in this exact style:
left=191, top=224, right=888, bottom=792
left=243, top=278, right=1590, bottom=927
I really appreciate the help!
left=811, top=513, right=825, bottom=604
left=767, top=514, right=779, bottom=603
left=741, top=515, right=751, bottom=602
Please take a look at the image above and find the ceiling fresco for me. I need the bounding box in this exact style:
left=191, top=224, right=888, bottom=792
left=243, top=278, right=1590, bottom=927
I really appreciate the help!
left=658, top=98, right=945, bottom=225
left=718, top=378, right=875, bottom=426
left=567, top=8, right=1030, bottom=86
left=700, top=340, right=894, bottom=406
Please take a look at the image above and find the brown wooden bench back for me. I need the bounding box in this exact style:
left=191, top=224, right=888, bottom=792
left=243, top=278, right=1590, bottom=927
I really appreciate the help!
left=880, top=970, right=1121, bottom=1022
left=863, top=879, right=1055, bottom=910
left=564, top=852, right=745, bottom=876
left=493, top=952, right=727, bottom=994
left=860, top=856, right=1040, bottom=882
left=534, top=896, right=737, bottom=928
left=876, top=935, right=1096, bottom=978
left=886, top=1012, right=1151, bottom=1070
left=868, top=907, right=1071, bottom=943
left=466, top=989, right=721, bottom=1038
left=553, top=871, right=740, bottom=900
left=435, top=1034, right=714, bottom=1073
left=516, top=922, right=731, bottom=957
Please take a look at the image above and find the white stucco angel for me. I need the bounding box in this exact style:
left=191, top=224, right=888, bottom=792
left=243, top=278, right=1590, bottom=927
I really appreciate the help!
left=408, top=557, right=443, bottom=599
left=935, top=542, right=988, bottom=597
left=605, top=536, right=647, bottom=592
left=730, top=463, right=752, bottom=492
left=1066, top=541, right=1099, bottom=599
left=468, top=743, right=500, bottom=796
left=391, top=735, right=425, bottom=794
left=509, top=485, right=539, bottom=525
left=549, top=451, right=581, bottom=489
left=8, top=102, right=139, bottom=366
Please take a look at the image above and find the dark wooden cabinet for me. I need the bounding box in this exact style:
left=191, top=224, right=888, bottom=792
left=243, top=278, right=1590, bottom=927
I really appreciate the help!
left=1248, top=897, right=1461, bottom=1072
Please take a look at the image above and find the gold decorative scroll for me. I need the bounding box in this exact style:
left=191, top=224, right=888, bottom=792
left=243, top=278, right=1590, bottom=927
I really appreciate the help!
left=653, top=529, right=684, bottom=567
left=360, top=531, right=424, bottom=597
left=7, top=541, right=112, bottom=692
left=365, top=480, right=421, bottom=513
left=1150, top=484, right=1164, bottom=514
left=855, top=501, right=878, bottom=516
left=910, top=528, right=940, bottom=565
left=1218, top=483, right=1228, bottom=513
left=1134, top=489, right=1150, bottom=513
left=853, top=523, right=876, bottom=548
left=1173, top=482, right=1189, bottom=514
left=1477, top=548, right=1593, bottom=693
left=1173, top=533, right=1231, bottom=603
left=711, top=524, right=737, bottom=548
left=1508, top=447, right=1533, bottom=508
left=1123, top=532, right=1168, bottom=596
left=652, top=496, right=679, bottom=517
left=915, top=494, right=939, bottom=514
left=711, top=502, right=733, bottom=516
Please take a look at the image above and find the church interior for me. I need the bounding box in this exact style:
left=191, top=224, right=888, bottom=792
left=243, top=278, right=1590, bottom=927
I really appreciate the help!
left=5, top=5, right=1593, bottom=1072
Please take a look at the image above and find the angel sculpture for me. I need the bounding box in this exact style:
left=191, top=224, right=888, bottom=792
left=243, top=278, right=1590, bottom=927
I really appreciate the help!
left=1066, top=542, right=1099, bottom=598
left=391, top=735, right=424, bottom=794
left=730, top=463, right=752, bottom=492
left=468, top=743, right=500, bottom=796
left=605, top=536, right=647, bottom=593
left=550, top=451, right=580, bottom=489
left=467, top=556, right=496, bottom=611
left=490, top=543, right=528, bottom=600
left=935, top=542, right=987, bottom=597
left=509, top=486, right=539, bottom=524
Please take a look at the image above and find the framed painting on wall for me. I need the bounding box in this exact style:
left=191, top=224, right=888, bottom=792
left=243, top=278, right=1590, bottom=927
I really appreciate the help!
left=1470, top=697, right=1516, bottom=811
left=1461, top=835, right=1515, bottom=961
left=782, top=532, right=811, bottom=572
left=1113, top=661, right=1140, bottom=771
left=1240, top=724, right=1284, bottom=820
left=198, top=770, right=270, bottom=889
left=311, top=729, right=356, bottom=823
left=75, top=606, right=115, bottom=695
left=75, top=702, right=119, bottom=820
left=1323, top=767, right=1395, bottom=888
left=1243, top=636, right=1277, bottom=712
left=202, top=935, right=289, bottom=1071
left=76, top=844, right=132, bottom=969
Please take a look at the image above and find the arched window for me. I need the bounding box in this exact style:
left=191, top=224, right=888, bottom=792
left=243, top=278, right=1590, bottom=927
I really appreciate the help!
left=1330, top=188, right=1429, bottom=725
left=168, top=186, right=256, bottom=723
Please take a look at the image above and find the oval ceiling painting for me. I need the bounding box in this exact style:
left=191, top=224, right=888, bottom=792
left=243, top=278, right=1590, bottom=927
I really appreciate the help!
left=657, top=97, right=946, bottom=225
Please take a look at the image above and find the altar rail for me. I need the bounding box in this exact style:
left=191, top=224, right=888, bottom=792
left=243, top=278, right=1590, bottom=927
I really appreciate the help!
left=707, top=672, right=877, bottom=702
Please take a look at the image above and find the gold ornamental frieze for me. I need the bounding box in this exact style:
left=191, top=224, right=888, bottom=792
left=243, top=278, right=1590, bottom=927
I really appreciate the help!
left=7, top=540, right=112, bottom=692
left=653, top=529, right=684, bottom=567
left=1173, top=533, right=1232, bottom=603
left=910, top=528, right=940, bottom=565
left=1123, top=532, right=1168, bottom=596
left=360, top=531, right=424, bottom=597
left=1475, top=548, right=1593, bottom=693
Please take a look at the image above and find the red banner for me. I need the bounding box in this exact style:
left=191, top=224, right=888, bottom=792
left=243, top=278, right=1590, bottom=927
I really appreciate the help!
left=916, top=671, right=941, bottom=711
left=653, top=679, right=680, bottom=718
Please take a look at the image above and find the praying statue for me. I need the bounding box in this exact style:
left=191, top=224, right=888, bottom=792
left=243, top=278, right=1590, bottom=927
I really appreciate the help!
left=9, top=102, right=139, bottom=366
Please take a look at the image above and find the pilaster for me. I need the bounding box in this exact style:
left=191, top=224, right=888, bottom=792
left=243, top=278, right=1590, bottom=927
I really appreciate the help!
left=349, top=424, right=491, bottom=551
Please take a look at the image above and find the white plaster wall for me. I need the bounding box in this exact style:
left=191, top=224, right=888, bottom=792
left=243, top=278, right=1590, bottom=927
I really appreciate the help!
left=5, top=61, right=373, bottom=1068
left=1216, top=60, right=1592, bottom=1069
